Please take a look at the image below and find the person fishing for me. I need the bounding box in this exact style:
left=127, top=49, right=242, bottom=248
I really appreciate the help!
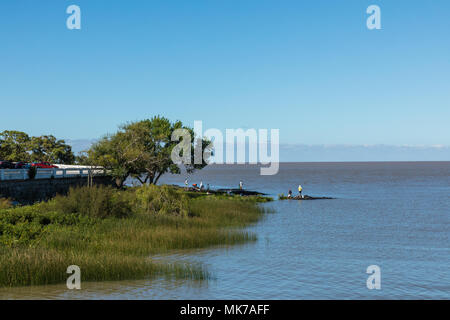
left=298, top=185, right=303, bottom=198
left=287, top=190, right=292, bottom=198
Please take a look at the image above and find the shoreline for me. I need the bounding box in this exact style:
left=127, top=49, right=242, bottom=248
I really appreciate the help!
left=0, top=185, right=271, bottom=288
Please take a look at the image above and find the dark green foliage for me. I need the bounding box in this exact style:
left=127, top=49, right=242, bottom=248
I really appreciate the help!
left=0, top=130, right=75, bottom=164
left=87, top=116, right=211, bottom=187
left=52, top=185, right=132, bottom=219
left=0, top=131, right=30, bottom=162
left=28, top=135, right=75, bottom=164
left=135, top=184, right=189, bottom=217
left=0, top=206, right=92, bottom=246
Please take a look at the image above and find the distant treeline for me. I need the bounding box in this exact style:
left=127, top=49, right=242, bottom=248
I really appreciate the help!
left=0, top=130, right=75, bottom=164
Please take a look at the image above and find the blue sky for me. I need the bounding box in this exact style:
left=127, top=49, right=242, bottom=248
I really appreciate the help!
left=1, top=1, right=449, bottom=153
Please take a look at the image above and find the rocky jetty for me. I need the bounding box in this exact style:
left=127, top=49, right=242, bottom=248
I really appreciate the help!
left=170, top=185, right=266, bottom=196
left=214, top=188, right=266, bottom=196
left=279, top=195, right=334, bottom=200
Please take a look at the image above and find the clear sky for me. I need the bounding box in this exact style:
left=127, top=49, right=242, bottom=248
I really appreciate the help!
left=1, top=0, right=449, bottom=148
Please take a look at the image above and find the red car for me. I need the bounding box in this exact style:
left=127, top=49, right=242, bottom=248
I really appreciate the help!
left=31, top=162, right=58, bottom=169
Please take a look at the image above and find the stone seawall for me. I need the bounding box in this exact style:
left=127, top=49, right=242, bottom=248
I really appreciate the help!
left=0, top=176, right=116, bottom=204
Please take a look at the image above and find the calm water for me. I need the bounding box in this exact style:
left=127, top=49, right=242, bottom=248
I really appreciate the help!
left=1, top=162, right=449, bottom=299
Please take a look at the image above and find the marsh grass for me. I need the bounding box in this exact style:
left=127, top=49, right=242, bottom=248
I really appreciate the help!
left=0, top=186, right=268, bottom=287
left=0, top=247, right=208, bottom=287
left=52, top=185, right=133, bottom=219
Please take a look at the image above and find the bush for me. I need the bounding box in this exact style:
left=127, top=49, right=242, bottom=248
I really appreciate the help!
left=0, top=198, right=13, bottom=209
left=52, top=185, right=132, bottom=219
left=0, top=206, right=92, bottom=246
left=135, top=185, right=189, bottom=217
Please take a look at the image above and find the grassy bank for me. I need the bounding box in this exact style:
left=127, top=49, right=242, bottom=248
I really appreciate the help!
left=0, top=185, right=270, bottom=287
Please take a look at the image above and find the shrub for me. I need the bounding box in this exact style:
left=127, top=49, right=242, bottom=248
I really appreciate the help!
left=52, top=185, right=132, bottom=219
left=0, top=206, right=92, bottom=246
left=135, top=185, right=189, bottom=217
left=0, top=198, right=13, bottom=209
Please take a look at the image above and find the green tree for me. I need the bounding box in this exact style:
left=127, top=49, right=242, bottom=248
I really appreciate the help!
left=88, top=116, right=211, bottom=187
left=0, top=131, right=75, bottom=164
left=86, top=133, right=131, bottom=187
left=29, top=135, right=75, bottom=164
left=0, top=131, right=31, bottom=162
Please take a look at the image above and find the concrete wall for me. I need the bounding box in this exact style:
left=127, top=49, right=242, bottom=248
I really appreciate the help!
left=0, top=176, right=116, bottom=204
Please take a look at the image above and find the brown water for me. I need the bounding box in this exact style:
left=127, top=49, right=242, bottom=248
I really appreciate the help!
left=1, top=162, right=449, bottom=299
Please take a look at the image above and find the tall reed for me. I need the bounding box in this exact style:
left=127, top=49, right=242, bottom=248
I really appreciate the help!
left=0, top=185, right=268, bottom=287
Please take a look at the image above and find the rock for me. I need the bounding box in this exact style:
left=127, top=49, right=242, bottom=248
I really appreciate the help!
left=280, top=195, right=334, bottom=200
left=215, top=189, right=266, bottom=196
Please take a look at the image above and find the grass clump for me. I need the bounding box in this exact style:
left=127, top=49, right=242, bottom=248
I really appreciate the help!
left=0, top=185, right=269, bottom=288
left=135, top=184, right=189, bottom=217
left=52, top=185, right=132, bottom=219
left=0, top=205, right=93, bottom=247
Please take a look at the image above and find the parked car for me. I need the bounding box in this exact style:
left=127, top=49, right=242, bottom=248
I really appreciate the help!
left=14, top=162, right=30, bottom=169
left=30, top=162, right=58, bottom=169
left=0, top=160, right=15, bottom=169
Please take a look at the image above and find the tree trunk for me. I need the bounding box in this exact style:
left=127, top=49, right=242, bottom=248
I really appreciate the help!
left=136, top=176, right=145, bottom=185
left=115, top=178, right=124, bottom=188
left=154, top=172, right=163, bottom=185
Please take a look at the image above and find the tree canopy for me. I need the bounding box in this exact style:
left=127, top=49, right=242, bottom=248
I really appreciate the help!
left=86, top=116, right=211, bottom=187
left=0, top=131, right=31, bottom=162
left=0, top=130, right=75, bottom=164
